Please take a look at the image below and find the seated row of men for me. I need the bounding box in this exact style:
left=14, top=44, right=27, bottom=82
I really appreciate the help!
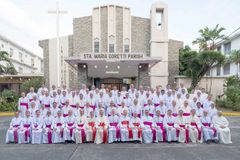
left=6, top=106, right=232, bottom=144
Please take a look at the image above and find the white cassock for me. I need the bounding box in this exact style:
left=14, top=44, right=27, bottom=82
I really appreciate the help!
left=18, top=117, right=32, bottom=144
left=5, top=117, right=22, bottom=143
left=153, top=115, right=165, bottom=142
left=209, top=108, right=218, bottom=120
left=106, top=107, right=116, bottom=117
left=53, top=116, right=65, bottom=143
left=174, top=116, right=189, bottom=143
left=142, top=105, right=155, bottom=117
left=69, top=95, right=78, bottom=109
left=78, top=98, right=86, bottom=108
left=27, top=92, right=37, bottom=102
left=201, top=116, right=218, bottom=142
left=60, top=95, right=68, bottom=106
left=51, top=107, right=59, bottom=118
left=170, top=105, right=179, bottom=117
left=85, top=117, right=96, bottom=142
left=163, top=115, right=177, bottom=142
left=130, top=117, right=142, bottom=142
left=181, top=106, right=191, bottom=117
left=31, top=116, right=43, bottom=144
left=213, top=116, right=232, bottom=144
left=42, top=96, right=51, bottom=109
left=29, top=107, right=37, bottom=118
left=108, top=115, right=120, bottom=143
left=187, top=115, right=202, bottom=143
left=117, top=106, right=129, bottom=117
left=50, top=96, right=60, bottom=108
left=18, top=97, right=29, bottom=118
left=155, top=105, right=167, bottom=117
left=165, top=96, right=173, bottom=108
left=88, top=97, right=96, bottom=111
left=95, top=116, right=109, bottom=144
left=142, top=116, right=157, bottom=143
left=75, top=115, right=87, bottom=144
left=40, top=108, right=48, bottom=118
left=42, top=115, right=54, bottom=143
left=124, top=97, right=132, bottom=108
left=196, top=107, right=203, bottom=118
left=130, top=105, right=141, bottom=118
left=62, top=105, right=71, bottom=117
left=64, top=115, right=76, bottom=141
left=119, top=115, right=131, bottom=142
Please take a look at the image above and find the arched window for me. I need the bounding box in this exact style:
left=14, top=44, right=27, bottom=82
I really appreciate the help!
left=109, top=35, right=115, bottom=53
left=94, top=38, right=100, bottom=53
left=124, top=38, right=130, bottom=53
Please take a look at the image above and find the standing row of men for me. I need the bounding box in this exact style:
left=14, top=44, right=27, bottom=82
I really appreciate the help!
left=6, top=83, right=232, bottom=144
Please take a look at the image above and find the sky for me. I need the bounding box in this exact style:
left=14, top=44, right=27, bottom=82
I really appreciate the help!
left=0, top=0, right=240, bottom=58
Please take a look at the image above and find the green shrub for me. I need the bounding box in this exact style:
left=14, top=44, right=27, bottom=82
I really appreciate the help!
left=1, top=89, right=18, bottom=102
left=0, top=102, right=17, bottom=112
left=218, top=76, right=240, bottom=111
left=20, top=77, right=43, bottom=93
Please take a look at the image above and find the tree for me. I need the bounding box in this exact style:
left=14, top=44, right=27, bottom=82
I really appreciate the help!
left=179, top=45, right=197, bottom=75
left=20, top=77, right=43, bottom=93
left=193, top=24, right=226, bottom=51
left=181, top=50, right=225, bottom=91
left=230, top=50, right=240, bottom=77
left=0, top=51, right=17, bottom=75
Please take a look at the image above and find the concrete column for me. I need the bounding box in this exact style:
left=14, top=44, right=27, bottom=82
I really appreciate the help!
left=138, top=64, right=150, bottom=89
left=77, top=64, right=88, bottom=88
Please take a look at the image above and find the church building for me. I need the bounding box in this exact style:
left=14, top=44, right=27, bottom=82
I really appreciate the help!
left=39, top=2, right=183, bottom=89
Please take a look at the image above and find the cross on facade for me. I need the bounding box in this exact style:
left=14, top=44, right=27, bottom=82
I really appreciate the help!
left=48, top=1, right=67, bottom=87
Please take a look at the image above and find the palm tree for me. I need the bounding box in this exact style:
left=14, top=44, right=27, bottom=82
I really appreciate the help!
left=193, top=24, right=226, bottom=51
left=192, top=24, right=226, bottom=93
left=230, top=50, right=240, bottom=77
left=0, top=51, right=17, bottom=75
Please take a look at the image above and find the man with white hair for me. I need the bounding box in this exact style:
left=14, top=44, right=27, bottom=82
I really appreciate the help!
left=18, top=110, right=32, bottom=144
left=108, top=108, right=120, bottom=143
left=88, top=92, right=96, bottom=111
left=5, top=111, right=22, bottom=143
left=181, top=100, right=191, bottom=117
left=154, top=109, right=165, bottom=142
left=95, top=108, right=109, bottom=144
left=174, top=109, right=189, bottom=143
left=201, top=110, right=218, bottom=144
left=42, top=91, right=51, bottom=109
left=188, top=109, right=202, bottom=143
left=163, top=109, right=177, bottom=143
left=143, top=99, right=155, bottom=117
left=42, top=110, right=54, bottom=144
left=53, top=110, right=65, bottom=143
left=130, top=111, right=143, bottom=143
left=155, top=100, right=167, bottom=118
left=18, top=92, right=29, bottom=118
left=64, top=110, right=76, bottom=142
left=31, top=110, right=43, bottom=144
left=75, top=108, right=87, bottom=144
left=27, top=87, right=37, bottom=102
left=119, top=109, right=132, bottom=142
left=62, top=100, right=71, bottom=117
left=85, top=110, right=96, bottom=142
left=130, top=99, right=141, bottom=118
left=213, top=111, right=232, bottom=144
left=141, top=109, right=157, bottom=143
left=117, top=101, right=129, bottom=117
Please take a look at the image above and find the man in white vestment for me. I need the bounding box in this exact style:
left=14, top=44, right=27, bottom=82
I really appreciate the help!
left=212, top=111, right=232, bottom=144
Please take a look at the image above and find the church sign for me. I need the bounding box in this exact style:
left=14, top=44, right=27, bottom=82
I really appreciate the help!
left=82, top=53, right=145, bottom=60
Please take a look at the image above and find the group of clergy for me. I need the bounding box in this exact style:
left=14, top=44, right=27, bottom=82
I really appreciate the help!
left=5, top=83, right=232, bottom=144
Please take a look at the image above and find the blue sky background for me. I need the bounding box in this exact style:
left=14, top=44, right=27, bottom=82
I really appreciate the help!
left=0, top=0, right=240, bottom=57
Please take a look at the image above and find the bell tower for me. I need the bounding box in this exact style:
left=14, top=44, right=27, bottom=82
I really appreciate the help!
left=150, top=2, right=169, bottom=87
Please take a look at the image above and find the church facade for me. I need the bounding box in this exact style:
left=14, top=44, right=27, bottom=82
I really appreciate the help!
left=39, top=2, right=183, bottom=89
